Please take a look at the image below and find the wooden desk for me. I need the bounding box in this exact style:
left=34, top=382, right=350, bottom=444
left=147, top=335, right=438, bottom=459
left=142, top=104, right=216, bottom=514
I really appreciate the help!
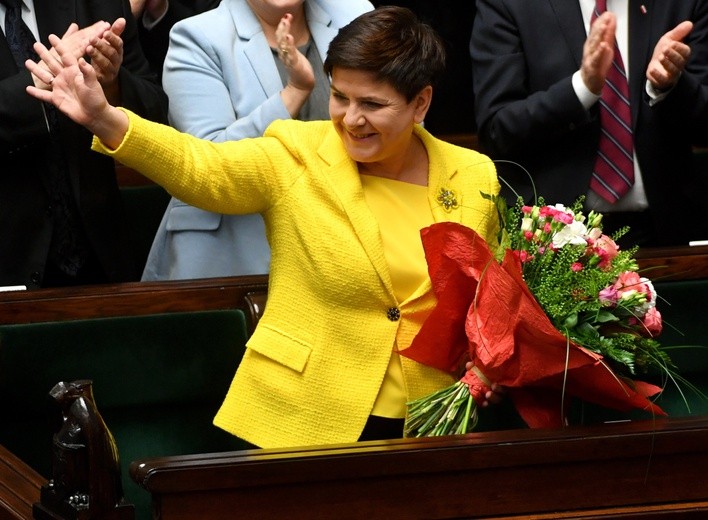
left=636, top=245, right=708, bottom=281
left=131, top=416, right=708, bottom=519
left=0, top=275, right=268, bottom=332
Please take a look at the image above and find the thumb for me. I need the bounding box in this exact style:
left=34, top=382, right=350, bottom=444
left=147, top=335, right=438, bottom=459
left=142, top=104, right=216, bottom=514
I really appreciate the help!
left=111, top=17, right=127, bottom=37
left=668, top=20, right=693, bottom=42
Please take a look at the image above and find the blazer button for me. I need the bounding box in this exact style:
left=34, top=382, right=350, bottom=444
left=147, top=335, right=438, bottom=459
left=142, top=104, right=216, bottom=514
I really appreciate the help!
left=30, top=271, right=41, bottom=284
left=387, top=307, right=401, bottom=321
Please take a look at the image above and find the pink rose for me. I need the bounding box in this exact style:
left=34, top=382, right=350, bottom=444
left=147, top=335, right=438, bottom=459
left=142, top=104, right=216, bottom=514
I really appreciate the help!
left=641, top=307, right=663, bottom=337
left=613, top=271, right=642, bottom=297
left=571, top=262, right=583, bottom=272
left=593, top=234, right=619, bottom=270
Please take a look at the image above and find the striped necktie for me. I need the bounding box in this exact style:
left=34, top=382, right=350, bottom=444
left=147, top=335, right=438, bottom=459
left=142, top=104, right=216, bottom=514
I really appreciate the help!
left=590, top=0, right=635, bottom=203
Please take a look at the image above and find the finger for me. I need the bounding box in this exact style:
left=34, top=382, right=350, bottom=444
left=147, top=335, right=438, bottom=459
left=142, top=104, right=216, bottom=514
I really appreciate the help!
left=61, top=23, right=79, bottom=38
left=101, top=28, right=125, bottom=54
left=110, top=17, right=127, bottom=37
left=76, top=56, right=100, bottom=91
left=275, top=13, right=292, bottom=42
left=32, top=39, right=63, bottom=76
left=278, top=34, right=296, bottom=67
left=26, top=83, right=54, bottom=103
left=25, top=57, right=55, bottom=85
left=667, top=21, right=693, bottom=42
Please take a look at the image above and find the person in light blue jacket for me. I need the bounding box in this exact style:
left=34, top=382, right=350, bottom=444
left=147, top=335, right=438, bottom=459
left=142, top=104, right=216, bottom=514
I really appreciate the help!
left=142, top=0, right=373, bottom=280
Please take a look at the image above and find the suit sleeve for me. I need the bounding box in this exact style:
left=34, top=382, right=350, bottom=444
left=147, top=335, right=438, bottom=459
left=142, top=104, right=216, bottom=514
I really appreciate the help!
left=115, top=0, right=169, bottom=124
left=0, top=69, right=49, bottom=151
left=471, top=0, right=592, bottom=158
left=650, top=0, right=708, bottom=145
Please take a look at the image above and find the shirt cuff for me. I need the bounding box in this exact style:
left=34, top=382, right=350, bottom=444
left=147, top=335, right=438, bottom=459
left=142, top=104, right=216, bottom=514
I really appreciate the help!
left=572, top=70, right=600, bottom=110
left=646, top=78, right=675, bottom=107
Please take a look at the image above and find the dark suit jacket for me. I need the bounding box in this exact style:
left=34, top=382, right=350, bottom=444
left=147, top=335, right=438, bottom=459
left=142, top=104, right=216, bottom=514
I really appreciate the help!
left=138, top=0, right=221, bottom=78
left=0, top=0, right=168, bottom=288
left=471, top=0, right=708, bottom=244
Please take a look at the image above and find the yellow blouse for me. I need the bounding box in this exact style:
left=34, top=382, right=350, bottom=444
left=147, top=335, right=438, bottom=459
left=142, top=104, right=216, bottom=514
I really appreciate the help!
left=360, top=174, right=433, bottom=418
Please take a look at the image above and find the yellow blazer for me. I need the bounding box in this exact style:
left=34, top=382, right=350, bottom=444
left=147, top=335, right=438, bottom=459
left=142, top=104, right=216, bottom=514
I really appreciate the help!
left=95, top=111, right=500, bottom=448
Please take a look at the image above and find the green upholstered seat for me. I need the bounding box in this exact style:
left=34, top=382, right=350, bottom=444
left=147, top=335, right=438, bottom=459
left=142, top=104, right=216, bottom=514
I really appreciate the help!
left=0, top=309, right=250, bottom=519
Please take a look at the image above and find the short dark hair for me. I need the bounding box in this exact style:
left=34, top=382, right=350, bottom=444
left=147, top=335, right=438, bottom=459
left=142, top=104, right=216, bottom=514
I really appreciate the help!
left=324, top=6, right=446, bottom=102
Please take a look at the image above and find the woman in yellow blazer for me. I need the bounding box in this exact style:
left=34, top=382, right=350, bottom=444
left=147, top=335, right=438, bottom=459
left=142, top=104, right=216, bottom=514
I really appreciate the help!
left=28, top=7, right=501, bottom=448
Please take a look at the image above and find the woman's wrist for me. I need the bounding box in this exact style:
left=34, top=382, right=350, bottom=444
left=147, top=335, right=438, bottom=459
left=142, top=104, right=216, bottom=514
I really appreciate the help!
left=280, top=83, right=312, bottom=119
left=90, top=105, right=129, bottom=150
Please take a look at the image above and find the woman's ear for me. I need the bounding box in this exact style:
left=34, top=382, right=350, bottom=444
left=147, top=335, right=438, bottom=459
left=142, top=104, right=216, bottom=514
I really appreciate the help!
left=413, top=85, right=433, bottom=124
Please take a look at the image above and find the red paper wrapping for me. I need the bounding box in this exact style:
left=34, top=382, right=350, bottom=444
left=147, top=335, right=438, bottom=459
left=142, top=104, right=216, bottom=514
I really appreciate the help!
left=401, top=222, right=665, bottom=429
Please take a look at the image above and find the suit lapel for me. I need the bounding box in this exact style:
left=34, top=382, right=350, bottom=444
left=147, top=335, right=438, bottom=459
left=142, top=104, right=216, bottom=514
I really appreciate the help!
left=548, top=0, right=587, bottom=67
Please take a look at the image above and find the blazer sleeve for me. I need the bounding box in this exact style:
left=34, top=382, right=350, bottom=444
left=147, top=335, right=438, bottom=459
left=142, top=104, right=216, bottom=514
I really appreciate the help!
left=471, top=0, right=592, bottom=158
left=163, top=16, right=290, bottom=142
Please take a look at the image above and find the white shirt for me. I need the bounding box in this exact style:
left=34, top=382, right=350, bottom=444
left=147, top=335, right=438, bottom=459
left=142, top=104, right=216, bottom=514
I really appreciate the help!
left=573, top=0, right=650, bottom=212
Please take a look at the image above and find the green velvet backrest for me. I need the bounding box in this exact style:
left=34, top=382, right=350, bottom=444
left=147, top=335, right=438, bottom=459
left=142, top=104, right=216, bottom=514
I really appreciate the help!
left=648, top=279, right=708, bottom=416
left=0, top=309, right=250, bottom=519
left=571, top=278, right=708, bottom=424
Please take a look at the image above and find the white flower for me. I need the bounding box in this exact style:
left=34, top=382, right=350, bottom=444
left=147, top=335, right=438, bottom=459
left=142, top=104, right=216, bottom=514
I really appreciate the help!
left=521, top=217, right=533, bottom=232
left=552, top=219, right=589, bottom=248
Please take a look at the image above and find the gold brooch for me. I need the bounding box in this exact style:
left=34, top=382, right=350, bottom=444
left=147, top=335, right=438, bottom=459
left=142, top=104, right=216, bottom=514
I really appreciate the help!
left=437, top=188, right=459, bottom=212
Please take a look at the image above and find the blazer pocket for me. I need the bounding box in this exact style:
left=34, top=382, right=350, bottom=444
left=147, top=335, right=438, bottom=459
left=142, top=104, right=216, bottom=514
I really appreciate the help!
left=246, top=325, right=312, bottom=373
left=166, top=205, right=222, bottom=232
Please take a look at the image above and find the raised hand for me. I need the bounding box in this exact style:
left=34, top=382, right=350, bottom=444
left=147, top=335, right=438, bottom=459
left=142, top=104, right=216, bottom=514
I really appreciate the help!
left=30, top=21, right=110, bottom=90
left=646, top=21, right=693, bottom=91
left=25, top=34, right=128, bottom=148
left=581, top=11, right=616, bottom=95
left=275, top=13, right=314, bottom=118
left=87, top=18, right=126, bottom=103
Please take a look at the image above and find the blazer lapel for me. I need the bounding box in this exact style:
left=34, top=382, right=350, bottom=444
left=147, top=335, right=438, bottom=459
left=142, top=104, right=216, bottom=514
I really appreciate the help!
left=234, top=1, right=283, bottom=98
left=548, top=0, right=587, bottom=68
left=305, top=0, right=338, bottom=61
left=317, top=129, right=394, bottom=293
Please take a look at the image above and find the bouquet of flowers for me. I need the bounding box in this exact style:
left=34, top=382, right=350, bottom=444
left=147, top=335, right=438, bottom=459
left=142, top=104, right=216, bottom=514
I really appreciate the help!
left=403, top=196, right=677, bottom=437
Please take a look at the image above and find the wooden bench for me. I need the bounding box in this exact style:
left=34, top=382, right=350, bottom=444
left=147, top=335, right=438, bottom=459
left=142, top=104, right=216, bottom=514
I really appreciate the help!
left=127, top=246, right=708, bottom=519
left=130, top=416, right=708, bottom=519
left=0, top=275, right=268, bottom=520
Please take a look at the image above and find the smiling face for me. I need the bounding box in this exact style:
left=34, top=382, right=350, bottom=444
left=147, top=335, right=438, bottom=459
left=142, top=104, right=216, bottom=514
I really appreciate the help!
left=329, top=67, right=432, bottom=175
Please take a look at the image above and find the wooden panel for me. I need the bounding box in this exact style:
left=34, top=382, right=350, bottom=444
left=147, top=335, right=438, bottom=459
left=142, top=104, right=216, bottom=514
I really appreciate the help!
left=0, top=275, right=268, bottom=325
left=636, top=245, right=708, bottom=281
left=130, top=417, right=708, bottom=519
left=0, top=444, right=45, bottom=520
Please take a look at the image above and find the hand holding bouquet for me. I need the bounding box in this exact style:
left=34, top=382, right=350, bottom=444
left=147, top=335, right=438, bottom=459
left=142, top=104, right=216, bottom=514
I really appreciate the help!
left=404, top=197, right=674, bottom=437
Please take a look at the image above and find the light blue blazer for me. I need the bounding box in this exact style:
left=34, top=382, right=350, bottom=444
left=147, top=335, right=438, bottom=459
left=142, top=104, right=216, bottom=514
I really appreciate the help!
left=141, top=0, right=373, bottom=280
